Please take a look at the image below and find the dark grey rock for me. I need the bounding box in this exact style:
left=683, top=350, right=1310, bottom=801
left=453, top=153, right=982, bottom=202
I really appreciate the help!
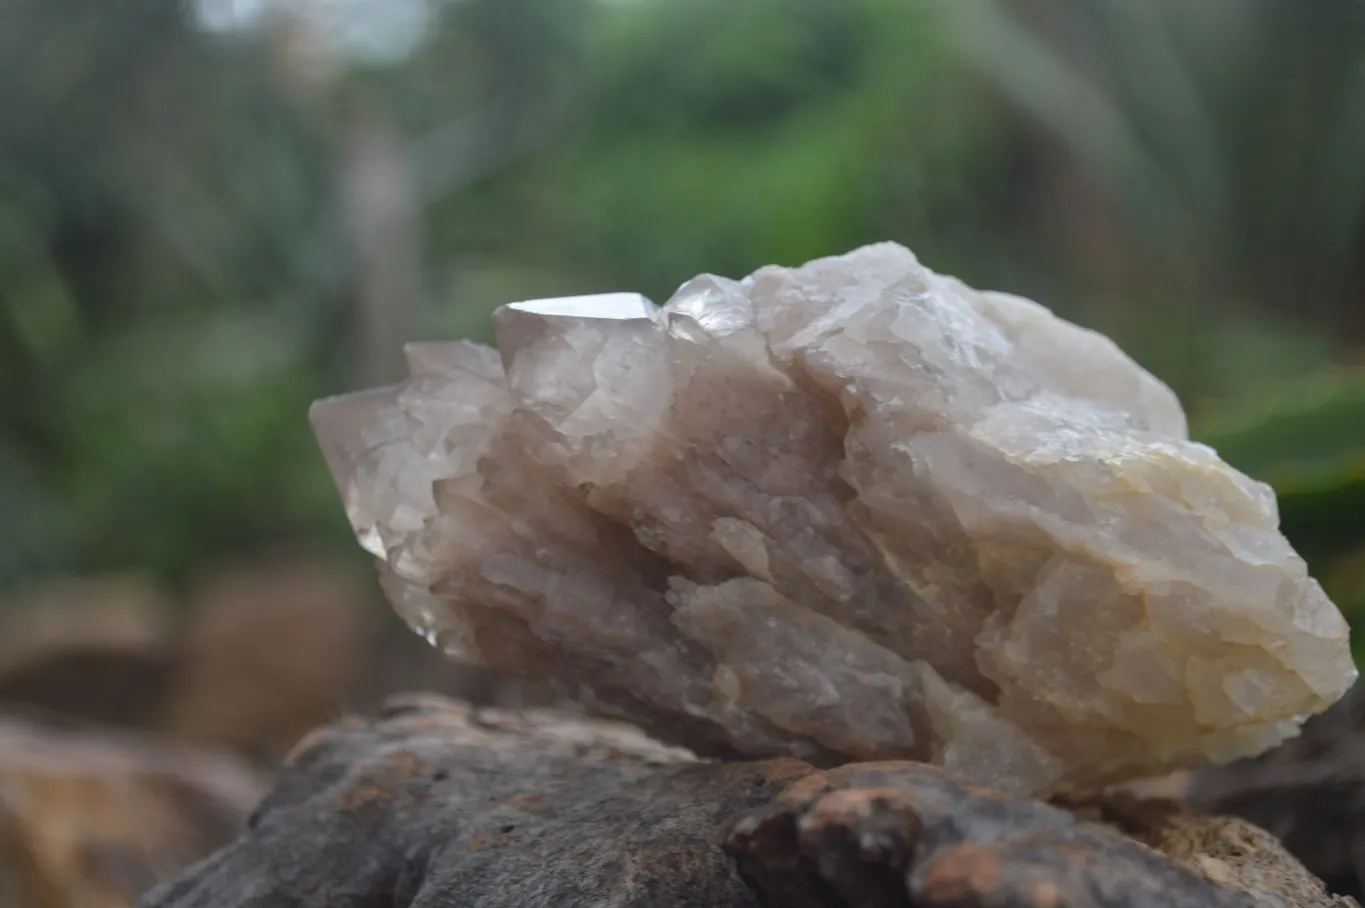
left=143, top=695, right=1352, bottom=908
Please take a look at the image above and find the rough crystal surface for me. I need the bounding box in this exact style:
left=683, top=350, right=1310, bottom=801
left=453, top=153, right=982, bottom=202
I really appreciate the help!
left=311, top=242, right=1356, bottom=793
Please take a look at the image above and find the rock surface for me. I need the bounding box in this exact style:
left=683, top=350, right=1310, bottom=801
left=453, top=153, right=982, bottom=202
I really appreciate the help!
left=140, top=695, right=1352, bottom=908
left=0, top=562, right=516, bottom=767
left=0, top=576, right=174, bottom=728
left=1191, top=680, right=1365, bottom=899
left=158, top=558, right=372, bottom=762
left=0, top=717, right=266, bottom=908
left=312, top=242, right=1354, bottom=793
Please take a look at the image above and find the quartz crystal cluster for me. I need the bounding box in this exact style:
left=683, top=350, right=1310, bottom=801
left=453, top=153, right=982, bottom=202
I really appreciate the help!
left=311, top=243, right=1356, bottom=794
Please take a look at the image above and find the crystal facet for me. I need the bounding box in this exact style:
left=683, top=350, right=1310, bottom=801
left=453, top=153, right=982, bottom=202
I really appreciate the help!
left=310, top=243, right=1356, bottom=793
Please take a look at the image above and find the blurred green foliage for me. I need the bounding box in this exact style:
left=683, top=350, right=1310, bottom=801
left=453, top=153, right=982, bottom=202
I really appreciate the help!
left=1, top=0, right=1363, bottom=596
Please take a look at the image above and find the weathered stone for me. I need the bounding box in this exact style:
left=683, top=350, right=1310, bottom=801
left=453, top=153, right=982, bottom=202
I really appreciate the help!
left=0, top=575, right=173, bottom=728
left=0, top=717, right=265, bottom=908
left=140, top=696, right=1353, bottom=908
left=311, top=243, right=1354, bottom=793
left=1191, top=680, right=1365, bottom=899
left=733, top=769, right=1354, bottom=908
left=158, top=558, right=372, bottom=762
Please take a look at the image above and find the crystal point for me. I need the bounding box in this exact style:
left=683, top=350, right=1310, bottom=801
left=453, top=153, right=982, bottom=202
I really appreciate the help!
left=502, top=291, right=658, bottom=321
left=311, top=243, right=1356, bottom=794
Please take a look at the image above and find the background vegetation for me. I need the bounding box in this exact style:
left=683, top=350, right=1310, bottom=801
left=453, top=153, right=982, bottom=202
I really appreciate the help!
left=1, top=0, right=1362, bottom=623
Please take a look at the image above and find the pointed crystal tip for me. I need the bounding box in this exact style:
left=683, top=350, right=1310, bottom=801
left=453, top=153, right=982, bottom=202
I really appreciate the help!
left=501, top=292, right=657, bottom=321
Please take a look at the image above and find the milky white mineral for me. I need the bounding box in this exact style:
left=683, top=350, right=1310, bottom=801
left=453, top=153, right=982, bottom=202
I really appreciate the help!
left=311, top=243, right=1356, bottom=794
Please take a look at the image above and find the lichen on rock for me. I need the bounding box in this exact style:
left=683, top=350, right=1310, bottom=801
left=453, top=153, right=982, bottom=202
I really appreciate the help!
left=310, top=242, right=1355, bottom=794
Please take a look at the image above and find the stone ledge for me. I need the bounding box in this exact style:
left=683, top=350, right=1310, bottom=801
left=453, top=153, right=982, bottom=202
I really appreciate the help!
left=142, top=695, right=1353, bottom=908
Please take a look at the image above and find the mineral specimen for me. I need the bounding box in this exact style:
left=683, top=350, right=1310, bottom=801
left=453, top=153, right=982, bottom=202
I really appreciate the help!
left=310, top=242, right=1355, bottom=794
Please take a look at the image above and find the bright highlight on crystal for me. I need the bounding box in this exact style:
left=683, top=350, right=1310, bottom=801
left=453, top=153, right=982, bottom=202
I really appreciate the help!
left=311, top=243, right=1356, bottom=794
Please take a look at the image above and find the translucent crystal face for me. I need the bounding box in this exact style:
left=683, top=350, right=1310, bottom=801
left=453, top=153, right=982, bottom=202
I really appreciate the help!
left=502, top=292, right=658, bottom=321
left=310, top=243, right=1356, bottom=794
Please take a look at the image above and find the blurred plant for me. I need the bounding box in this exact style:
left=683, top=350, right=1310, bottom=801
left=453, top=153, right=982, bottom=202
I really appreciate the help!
left=1, top=0, right=1362, bottom=599
left=437, top=0, right=1019, bottom=309
left=0, top=0, right=588, bottom=590
left=0, top=0, right=337, bottom=590
left=945, top=0, right=1365, bottom=396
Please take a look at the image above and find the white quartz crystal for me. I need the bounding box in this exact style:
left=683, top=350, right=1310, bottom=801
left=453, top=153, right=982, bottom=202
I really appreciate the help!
left=311, top=243, right=1356, bottom=794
